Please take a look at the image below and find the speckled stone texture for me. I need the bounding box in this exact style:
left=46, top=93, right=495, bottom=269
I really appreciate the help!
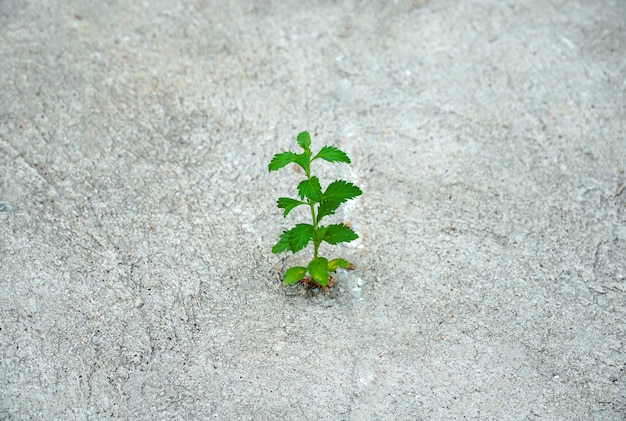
left=1, top=0, right=624, bottom=419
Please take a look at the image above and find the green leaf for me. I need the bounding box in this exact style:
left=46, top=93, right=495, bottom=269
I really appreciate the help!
left=272, top=224, right=314, bottom=254
left=328, top=258, right=350, bottom=271
left=284, top=266, right=307, bottom=285
left=323, top=180, right=362, bottom=203
left=317, top=199, right=341, bottom=222
left=296, top=131, right=311, bottom=150
left=297, top=176, right=323, bottom=202
left=308, top=257, right=329, bottom=287
left=271, top=230, right=291, bottom=254
left=288, top=223, right=314, bottom=253
left=293, top=153, right=310, bottom=173
left=314, top=146, right=350, bottom=164
left=321, top=224, right=358, bottom=245
left=316, top=181, right=361, bottom=222
left=268, top=151, right=298, bottom=172
left=277, top=197, right=306, bottom=217
left=314, top=225, right=327, bottom=243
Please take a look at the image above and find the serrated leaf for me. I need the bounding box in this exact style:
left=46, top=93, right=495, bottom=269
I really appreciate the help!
left=317, top=199, right=341, bottom=222
left=272, top=224, right=314, bottom=254
left=296, top=131, right=311, bottom=150
left=321, top=224, right=358, bottom=245
left=288, top=223, right=314, bottom=253
left=297, top=177, right=323, bottom=202
left=284, top=266, right=307, bottom=285
left=314, top=146, right=350, bottom=164
left=277, top=197, right=306, bottom=217
left=308, top=257, right=329, bottom=287
left=323, top=180, right=362, bottom=203
left=293, top=153, right=310, bottom=173
left=268, top=151, right=298, bottom=172
left=271, top=230, right=291, bottom=254
left=316, top=181, right=361, bottom=222
left=328, top=258, right=350, bottom=271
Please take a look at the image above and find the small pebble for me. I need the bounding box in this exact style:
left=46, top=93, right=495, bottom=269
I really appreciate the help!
left=0, top=203, right=5, bottom=211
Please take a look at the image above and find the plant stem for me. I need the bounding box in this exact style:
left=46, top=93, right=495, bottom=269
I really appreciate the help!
left=303, top=155, right=319, bottom=260
left=303, top=149, right=321, bottom=260
left=309, top=199, right=319, bottom=259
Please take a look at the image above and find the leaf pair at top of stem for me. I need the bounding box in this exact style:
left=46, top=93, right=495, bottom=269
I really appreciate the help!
left=269, top=131, right=362, bottom=288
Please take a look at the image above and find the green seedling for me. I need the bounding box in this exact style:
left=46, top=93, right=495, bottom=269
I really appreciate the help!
left=269, top=131, right=362, bottom=288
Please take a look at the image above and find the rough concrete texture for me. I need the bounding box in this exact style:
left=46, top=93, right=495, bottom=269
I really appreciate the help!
left=1, top=0, right=625, bottom=419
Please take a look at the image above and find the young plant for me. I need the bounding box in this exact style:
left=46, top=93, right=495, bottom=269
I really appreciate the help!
left=269, top=131, right=362, bottom=288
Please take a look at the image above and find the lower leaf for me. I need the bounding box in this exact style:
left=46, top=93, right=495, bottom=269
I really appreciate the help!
left=328, top=258, right=350, bottom=271
left=283, top=266, right=307, bottom=285
left=308, top=257, right=329, bottom=287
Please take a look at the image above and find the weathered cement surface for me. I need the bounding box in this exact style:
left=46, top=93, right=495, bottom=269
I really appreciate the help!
left=1, top=0, right=624, bottom=419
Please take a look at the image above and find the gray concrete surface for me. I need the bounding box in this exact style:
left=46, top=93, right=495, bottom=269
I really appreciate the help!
left=1, top=0, right=625, bottom=419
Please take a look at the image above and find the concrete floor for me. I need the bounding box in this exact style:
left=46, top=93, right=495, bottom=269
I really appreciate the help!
left=1, top=0, right=625, bottom=419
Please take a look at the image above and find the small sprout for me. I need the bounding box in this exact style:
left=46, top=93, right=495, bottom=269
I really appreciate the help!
left=269, top=131, right=362, bottom=288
